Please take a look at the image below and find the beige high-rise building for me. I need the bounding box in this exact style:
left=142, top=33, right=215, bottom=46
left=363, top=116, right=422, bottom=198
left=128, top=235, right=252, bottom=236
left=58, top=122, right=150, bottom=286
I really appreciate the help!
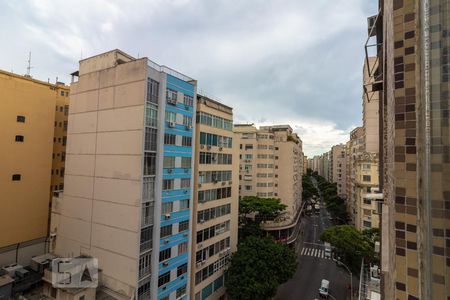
left=0, top=70, right=69, bottom=266
left=346, top=127, right=364, bottom=223
left=329, top=144, right=347, bottom=198
left=371, top=1, right=450, bottom=298
left=234, top=124, right=302, bottom=243
left=49, top=49, right=197, bottom=300
left=190, top=95, right=238, bottom=300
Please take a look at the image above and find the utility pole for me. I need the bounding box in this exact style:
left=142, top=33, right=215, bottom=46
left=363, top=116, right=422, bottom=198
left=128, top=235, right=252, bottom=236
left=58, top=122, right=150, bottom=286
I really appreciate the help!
left=26, top=51, right=33, bottom=76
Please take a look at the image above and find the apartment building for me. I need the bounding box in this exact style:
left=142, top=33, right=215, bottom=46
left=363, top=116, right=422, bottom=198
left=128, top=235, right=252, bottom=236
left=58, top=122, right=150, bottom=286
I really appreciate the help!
left=303, top=155, right=308, bottom=174
left=346, top=127, right=364, bottom=224
left=0, top=70, right=69, bottom=266
left=329, top=144, right=347, bottom=198
left=234, top=124, right=303, bottom=242
left=190, top=95, right=238, bottom=300
left=49, top=49, right=196, bottom=300
left=373, top=1, right=450, bottom=298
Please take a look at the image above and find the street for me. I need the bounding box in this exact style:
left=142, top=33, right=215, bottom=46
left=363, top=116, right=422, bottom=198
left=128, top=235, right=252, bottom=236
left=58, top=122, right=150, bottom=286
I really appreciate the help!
left=275, top=182, right=354, bottom=300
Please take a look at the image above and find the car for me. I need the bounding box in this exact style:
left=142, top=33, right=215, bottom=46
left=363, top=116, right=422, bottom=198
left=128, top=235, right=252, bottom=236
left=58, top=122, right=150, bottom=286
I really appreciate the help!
left=318, top=279, right=330, bottom=298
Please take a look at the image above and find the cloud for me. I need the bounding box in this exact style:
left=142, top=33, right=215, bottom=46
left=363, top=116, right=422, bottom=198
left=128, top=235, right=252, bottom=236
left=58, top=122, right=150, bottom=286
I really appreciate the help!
left=0, top=0, right=377, bottom=157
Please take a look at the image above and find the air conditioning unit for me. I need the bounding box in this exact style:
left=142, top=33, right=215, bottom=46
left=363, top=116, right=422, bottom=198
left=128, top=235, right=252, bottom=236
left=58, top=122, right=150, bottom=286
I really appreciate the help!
left=201, top=261, right=206, bottom=266
left=168, top=121, right=176, bottom=128
left=199, top=219, right=205, bottom=224
left=207, top=145, right=211, bottom=150
left=185, top=125, right=190, bottom=131
left=213, top=180, right=218, bottom=184
left=184, top=190, right=188, bottom=194
left=189, top=125, right=193, bottom=128
left=199, top=199, right=206, bottom=203
left=221, top=182, right=226, bottom=186
left=168, top=99, right=177, bottom=105
left=183, top=233, right=188, bottom=237
left=219, top=147, right=223, bottom=151
left=200, top=145, right=205, bottom=149
left=197, top=243, right=203, bottom=249
left=219, top=252, right=224, bottom=257
left=163, top=262, right=169, bottom=267
left=198, top=183, right=202, bottom=187
left=184, top=168, right=189, bottom=173
left=168, top=169, right=173, bottom=173
left=164, top=214, right=171, bottom=219
left=164, top=240, right=169, bottom=244
left=228, top=181, right=232, bottom=184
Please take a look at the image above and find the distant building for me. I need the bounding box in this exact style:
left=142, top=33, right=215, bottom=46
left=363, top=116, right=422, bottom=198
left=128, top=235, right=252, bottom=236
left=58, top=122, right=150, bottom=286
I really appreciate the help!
left=329, top=144, right=347, bottom=198
left=234, top=124, right=303, bottom=243
left=190, top=94, right=238, bottom=300
left=0, top=70, right=69, bottom=266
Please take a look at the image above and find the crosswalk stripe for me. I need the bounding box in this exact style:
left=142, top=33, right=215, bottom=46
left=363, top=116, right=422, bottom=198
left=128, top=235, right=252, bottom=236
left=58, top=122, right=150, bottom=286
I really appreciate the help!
left=319, top=250, right=323, bottom=258
left=300, top=247, right=332, bottom=259
left=301, top=248, right=306, bottom=255
left=314, top=249, right=318, bottom=257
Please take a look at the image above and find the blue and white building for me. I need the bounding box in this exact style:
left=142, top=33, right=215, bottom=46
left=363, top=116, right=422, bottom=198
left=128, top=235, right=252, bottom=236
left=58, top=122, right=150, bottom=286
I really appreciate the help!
left=51, top=49, right=197, bottom=300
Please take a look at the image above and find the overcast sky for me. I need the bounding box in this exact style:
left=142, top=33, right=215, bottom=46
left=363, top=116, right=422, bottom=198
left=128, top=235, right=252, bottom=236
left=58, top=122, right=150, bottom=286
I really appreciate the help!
left=0, top=0, right=377, bottom=157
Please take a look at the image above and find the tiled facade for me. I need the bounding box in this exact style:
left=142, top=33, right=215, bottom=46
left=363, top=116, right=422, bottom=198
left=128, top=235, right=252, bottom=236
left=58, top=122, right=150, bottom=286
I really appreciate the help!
left=330, top=144, right=347, bottom=198
left=191, top=95, right=239, bottom=300
left=378, top=0, right=450, bottom=299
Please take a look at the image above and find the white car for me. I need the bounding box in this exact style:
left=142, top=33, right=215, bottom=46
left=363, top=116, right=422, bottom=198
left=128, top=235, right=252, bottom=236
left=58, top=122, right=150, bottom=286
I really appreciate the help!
left=319, top=279, right=330, bottom=298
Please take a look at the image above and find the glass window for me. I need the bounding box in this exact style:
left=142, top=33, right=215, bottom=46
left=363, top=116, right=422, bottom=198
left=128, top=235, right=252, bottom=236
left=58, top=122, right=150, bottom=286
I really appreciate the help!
left=159, top=248, right=171, bottom=262
left=183, top=115, right=193, bottom=127
left=180, top=199, right=189, bottom=210
left=181, top=157, right=191, bottom=168
left=147, top=79, right=159, bottom=104
left=178, top=242, right=188, bottom=255
left=161, top=202, right=173, bottom=214
left=166, top=88, right=178, bottom=104
left=145, top=105, right=158, bottom=127
left=16, top=115, right=25, bottom=122
left=181, top=178, right=191, bottom=188
left=143, top=177, right=155, bottom=202
left=162, top=179, right=174, bottom=190
left=179, top=220, right=189, bottom=232
left=177, top=263, right=187, bottom=277
left=176, top=285, right=187, bottom=298
left=144, top=153, right=156, bottom=175
left=158, top=271, right=171, bottom=287
left=163, top=156, right=175, bottom=168
left=182, top=136, right=192, bottom=147
left=165, top=111, right=177, bottom=123
left=183, top=94, right=193, bottom=107
left=145, top=128, right=157, bottom=151
left=160, top=225, right=172, bottom=238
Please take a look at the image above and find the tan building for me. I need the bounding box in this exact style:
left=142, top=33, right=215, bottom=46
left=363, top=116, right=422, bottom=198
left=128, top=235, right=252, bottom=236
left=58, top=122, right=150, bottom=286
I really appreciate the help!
left=0, top=70, right=69, bottom=267
left=234, top=124, right=303, bottom=243
left=303, top=155, right=308, bottom=174
left=50, top=49, right=197, bottom=299
left=372, top=1, right=450, bottom=298
left=329, top=144, right=347, bottom=198
left=346, top=127, right=364, bottom=224
left=190, top=95, right=238, bottom=300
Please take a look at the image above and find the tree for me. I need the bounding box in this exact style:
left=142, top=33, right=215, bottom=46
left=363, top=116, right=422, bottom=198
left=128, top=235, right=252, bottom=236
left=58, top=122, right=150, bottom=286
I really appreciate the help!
left=321, top=225, right=374, bottom=273
left=226, top=236, right=297, bottom=300
left=239, top=196, right=287, bottom=224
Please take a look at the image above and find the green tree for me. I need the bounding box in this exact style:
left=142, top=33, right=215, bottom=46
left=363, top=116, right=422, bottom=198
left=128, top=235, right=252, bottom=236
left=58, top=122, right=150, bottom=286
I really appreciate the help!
left=226, top=236, right=297, bottom=300
left=239, top=196, right=287, bottom=224
left=321, top=225, right=374, bottom=272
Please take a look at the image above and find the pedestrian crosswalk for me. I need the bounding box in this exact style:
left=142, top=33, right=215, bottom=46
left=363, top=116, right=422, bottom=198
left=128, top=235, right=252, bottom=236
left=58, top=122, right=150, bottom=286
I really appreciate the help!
left=300, top=247, right=330, bottom=259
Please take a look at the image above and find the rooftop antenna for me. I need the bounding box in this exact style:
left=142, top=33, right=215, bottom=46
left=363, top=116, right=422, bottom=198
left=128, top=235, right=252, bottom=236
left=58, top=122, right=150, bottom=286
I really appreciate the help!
left=26, top=52, right=33, bottom=76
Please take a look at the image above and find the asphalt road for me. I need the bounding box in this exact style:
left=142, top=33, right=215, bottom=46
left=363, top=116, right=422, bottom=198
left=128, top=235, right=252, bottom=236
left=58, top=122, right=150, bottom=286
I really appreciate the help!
left=275, top=180, right=354, bottom=300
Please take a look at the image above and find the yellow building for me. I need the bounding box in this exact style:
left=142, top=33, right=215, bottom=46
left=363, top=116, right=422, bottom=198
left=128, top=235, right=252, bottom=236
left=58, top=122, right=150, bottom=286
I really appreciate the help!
left=0, top=70, right=69, bottom=266
left=191, top=95, right=239, bottom=300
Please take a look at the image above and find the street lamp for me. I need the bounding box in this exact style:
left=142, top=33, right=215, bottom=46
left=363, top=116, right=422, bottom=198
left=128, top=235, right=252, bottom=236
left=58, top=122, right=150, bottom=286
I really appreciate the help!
left=336, top=257, right=352, bottom=300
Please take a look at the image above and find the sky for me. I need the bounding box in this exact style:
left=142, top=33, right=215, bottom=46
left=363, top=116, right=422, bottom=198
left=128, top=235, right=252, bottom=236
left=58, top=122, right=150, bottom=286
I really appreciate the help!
left=0, top=0, right=378, bottom=157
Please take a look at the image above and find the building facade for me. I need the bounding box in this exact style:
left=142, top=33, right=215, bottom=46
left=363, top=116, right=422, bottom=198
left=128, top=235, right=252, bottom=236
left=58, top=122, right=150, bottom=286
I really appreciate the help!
left=0, top=70, right=69, bottom=267
left=375, top=1, right=450, bottom=299
left=329, top=144, right=347, bottom=198
left=50, top=49, right=196, bottom=300
left=346, top=127, right=364, bottom=224
left=191, top=95, right=238, bottom=300
left=234, top=124, right=303, bottom=243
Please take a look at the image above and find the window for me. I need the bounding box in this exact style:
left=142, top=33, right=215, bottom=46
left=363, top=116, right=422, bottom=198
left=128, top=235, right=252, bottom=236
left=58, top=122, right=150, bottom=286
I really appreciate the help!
left=179, top=220, right=189, bottom=232
left=158, top=271, right=171, bottom=287
left=180, top=199, right=189, bottom=210
left=163, top=156, right=175, bottom=168
left=63, top=121, right=68, bottom=131
left=363, top=221, right=372, bottom=228
left=60, top=91, right=64, bottom=96
left=363, top=175, right=371, bottom=182
left=79, top=296, right=85, bottom=300
left=178, top=242, right=188, bottom=254
left=196, top=112, right=232, bottom=131
left=144, top=153, right=156, bottom=175
left=145, top=105, right=158, bottom=127
left=161, top=202, right=173, bottom=214
left=176, top=285, right=187, bottom=298
left=182, top=136, right=192, bottom=147
left=363, top=164, right=371, bottom=171
left=245, top=154, right=252, bottom=159
left=147, top=79, right=159, bottom=104
left=162, top=179, right=174, bottom=191
left=159, top=248, right=171, bottom=262
left=62, top=136, right=67, bottom=146
left=64, top=105, right=69, bottom=116
left=145, top=128, right=157, bottom=151
left=139, top=252, right=152, bottom=277
left=160, top=225, right=172, bottom=238
left=164, top=134, right=176, bottom=145
left=183, top=115, right=192, bottom=127
left=245, top=144, right=253, bottom=150
left=60, top=168, right=65, bottom=177
left=142, top=202, right=154, bottom=226
left=177, top=263, right=187, bottom=277
left=12, top=174, right=21, bottom=181
left=17, top=115, right=25, bottom=122
left=245, top=185, right=252, bottom=190
left=363, top=198, right=371, bottom=205
left=165, top=111, right=176, bottom=123
left=181, top=157, right=191, bottom=168
left=166, top=88, right=178, bottom=104
left=140, top=227, right=153, bottom=251
left=15, top=135, right=24, bottom=142
left=181, top=178, right=191, bottom=188
left=143, top=177, right=155, bottom=202
left=183, top=94, right=193, bottom=107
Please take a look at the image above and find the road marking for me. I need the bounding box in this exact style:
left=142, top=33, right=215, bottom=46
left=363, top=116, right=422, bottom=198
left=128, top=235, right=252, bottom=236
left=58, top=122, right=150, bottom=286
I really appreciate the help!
left=299, top=247, right=332, bottom=260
